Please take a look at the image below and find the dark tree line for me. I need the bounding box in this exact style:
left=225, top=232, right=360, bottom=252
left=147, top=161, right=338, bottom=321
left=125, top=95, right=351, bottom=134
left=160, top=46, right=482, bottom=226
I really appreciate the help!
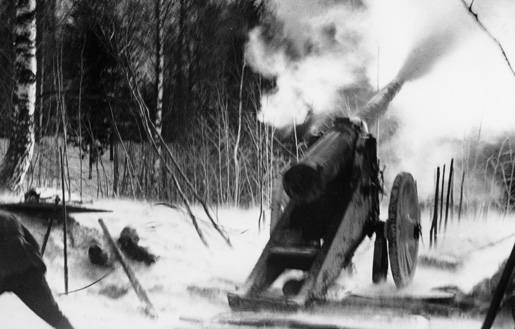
left=0, top=0, right=291, bottom=207
left=0, top=0, right=15, bottom=134
left=0, top=0, right=267, bottom=139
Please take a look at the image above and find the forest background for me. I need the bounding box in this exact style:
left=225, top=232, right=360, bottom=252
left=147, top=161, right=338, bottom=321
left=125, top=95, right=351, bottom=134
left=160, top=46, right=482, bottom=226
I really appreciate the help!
left=0, top=0, right=294, bottom=210
left=0, top=0, right=513, bottom=218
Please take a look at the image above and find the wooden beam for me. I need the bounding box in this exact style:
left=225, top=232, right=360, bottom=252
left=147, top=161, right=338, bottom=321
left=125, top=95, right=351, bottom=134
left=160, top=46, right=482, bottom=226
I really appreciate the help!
left=481, top=240, right=515, bottom=329
left=98, top=218, right=157, bottom=317
left=60, top=148, right=69, bottom=294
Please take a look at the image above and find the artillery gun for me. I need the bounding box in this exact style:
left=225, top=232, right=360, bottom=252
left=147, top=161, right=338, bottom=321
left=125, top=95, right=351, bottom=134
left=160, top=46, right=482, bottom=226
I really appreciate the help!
left=228, top=80, right=422, bottom=311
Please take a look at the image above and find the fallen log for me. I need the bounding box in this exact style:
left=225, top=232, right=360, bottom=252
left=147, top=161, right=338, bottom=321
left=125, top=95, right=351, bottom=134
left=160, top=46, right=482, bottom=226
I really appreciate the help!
left=211, top=311, right=430, bottom=329
left=98, top=218, right=157, bottom=317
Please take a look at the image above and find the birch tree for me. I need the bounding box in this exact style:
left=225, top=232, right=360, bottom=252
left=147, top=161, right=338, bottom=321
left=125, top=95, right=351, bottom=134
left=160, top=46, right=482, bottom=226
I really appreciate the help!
left=0, top=1, right=15, bottom=133
left=0, top=0, right=37, bottom=192
left=152, top=0, right=165, bottom=194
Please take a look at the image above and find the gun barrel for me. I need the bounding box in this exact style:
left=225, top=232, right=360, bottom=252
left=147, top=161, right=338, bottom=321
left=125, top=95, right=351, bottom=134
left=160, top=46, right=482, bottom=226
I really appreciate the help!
left=358, top=80, right=403, bottom=127
left=283, top=119, right=359, bottom=203
left=282, top=80, right=403, bottom=203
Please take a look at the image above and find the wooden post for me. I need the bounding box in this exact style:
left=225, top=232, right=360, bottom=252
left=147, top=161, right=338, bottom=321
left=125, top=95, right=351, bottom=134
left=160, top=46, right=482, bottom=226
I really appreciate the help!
left=98, top=219, right=157, bottom=317
left=439, top=165, right=445, bottom=228
left=450, top=166, right=455, bottom=221
left=41, top=198, right=59, bottom=256
left=41, top=216, right=54, bottom=256
left=481, top=240, right=515, bottom=329
left=458, top=171, right=465, bottom=221
left=444, top=159, right=454, bottom=231
left=430, top=167, right=440, bottom=248
left=60, top=148, right=69, bottom=294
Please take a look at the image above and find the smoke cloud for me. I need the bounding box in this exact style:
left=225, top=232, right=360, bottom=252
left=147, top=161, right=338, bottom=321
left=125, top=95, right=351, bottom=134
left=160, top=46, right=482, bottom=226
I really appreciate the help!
left=246, top=0, right=515, bottom=199
left=245, top=1, right=372, bottom=128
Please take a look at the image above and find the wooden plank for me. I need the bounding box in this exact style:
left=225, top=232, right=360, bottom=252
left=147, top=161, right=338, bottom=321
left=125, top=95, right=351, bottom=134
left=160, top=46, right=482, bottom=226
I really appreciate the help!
left=334, top=294, right=465, bottom=317
left=98, top=218, right=157, bottom=317
left=228, top=292, right=302, bottom=312
left=269, top=246, right=319, bottom=258
left=268, top=246, right=319, bottom=270
left=0, top=202, right=112, bottom=214
left=212, top=311, right=430, bottom=329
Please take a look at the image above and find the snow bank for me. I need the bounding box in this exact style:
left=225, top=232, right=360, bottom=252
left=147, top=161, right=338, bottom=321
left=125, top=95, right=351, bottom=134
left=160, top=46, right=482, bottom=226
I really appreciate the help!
left=2, top=200, right=515, bottom=328
left=1, top=200, right=268, bottom=329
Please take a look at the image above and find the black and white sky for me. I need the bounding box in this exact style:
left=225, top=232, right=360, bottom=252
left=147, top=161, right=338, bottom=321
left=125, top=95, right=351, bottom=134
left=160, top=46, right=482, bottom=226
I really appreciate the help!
left=245, top=0, right=515, bottom=196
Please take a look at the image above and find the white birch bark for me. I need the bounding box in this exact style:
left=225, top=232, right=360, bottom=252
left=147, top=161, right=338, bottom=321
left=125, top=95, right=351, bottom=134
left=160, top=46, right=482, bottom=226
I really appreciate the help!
left=0, top=0, right=37, bottom=192
left=152, top=0, right=164, bottom=194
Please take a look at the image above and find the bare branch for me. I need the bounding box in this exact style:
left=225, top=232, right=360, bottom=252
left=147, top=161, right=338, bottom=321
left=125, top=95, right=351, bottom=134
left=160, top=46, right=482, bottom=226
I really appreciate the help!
left=119, top=54, right=232, bottom=247
left=459, top=0, right=515, bottom=77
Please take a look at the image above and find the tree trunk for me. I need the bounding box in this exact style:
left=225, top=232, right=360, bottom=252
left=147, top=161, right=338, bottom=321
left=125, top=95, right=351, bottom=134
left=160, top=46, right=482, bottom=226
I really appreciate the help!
left=0, top=0, right=37, bottom=192
left=152, top=0, right=164, bottom=196
left=35, top=0, right=43, bottom=143
left=0, top=1, right=15, bottom=138
left=175, top=0, right=185, bottom=130
left=113, top=141, right=118, bottom=196
left=233, top=63, right=245, bottom=206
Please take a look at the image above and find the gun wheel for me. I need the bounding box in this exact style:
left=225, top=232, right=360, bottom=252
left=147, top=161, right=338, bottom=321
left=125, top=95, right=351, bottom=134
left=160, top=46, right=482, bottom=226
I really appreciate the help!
left=387, top=172, right=421, bottom=288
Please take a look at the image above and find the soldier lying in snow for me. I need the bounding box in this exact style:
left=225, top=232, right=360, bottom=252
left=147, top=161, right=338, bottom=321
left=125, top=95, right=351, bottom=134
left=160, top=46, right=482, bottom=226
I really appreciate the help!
left=0, top=210, right=75, bottom=329
left=118, top=226, right=157, bottom=266
left=88, top=226, right=157, bottom=267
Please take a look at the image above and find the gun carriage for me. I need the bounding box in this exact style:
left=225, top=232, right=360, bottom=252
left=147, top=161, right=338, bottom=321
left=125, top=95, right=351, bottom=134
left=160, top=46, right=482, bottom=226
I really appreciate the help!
left=228, top=80, right=422, bottom=310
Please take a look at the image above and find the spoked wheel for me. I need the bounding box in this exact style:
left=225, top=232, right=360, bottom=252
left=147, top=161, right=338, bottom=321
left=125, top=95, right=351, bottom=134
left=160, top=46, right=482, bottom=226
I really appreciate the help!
left=387, top=172, right=421, bottom=288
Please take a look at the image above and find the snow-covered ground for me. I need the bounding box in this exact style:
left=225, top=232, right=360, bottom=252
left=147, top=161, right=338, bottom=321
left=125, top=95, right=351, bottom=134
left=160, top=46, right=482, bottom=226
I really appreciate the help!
left=1, top=198, right=515, bottom=329
left=0, top=200, right=268, bottom=329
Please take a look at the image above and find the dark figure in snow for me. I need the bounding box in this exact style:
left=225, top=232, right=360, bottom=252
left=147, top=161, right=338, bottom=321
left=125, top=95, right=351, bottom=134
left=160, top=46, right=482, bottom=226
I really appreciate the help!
left=0, top=210, right=75, bottom=329
left=88, top=239, right=110, bottom=266
left=24, top=188, right=40, bottom=203
left=118, top=226, right=157, bottom=266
